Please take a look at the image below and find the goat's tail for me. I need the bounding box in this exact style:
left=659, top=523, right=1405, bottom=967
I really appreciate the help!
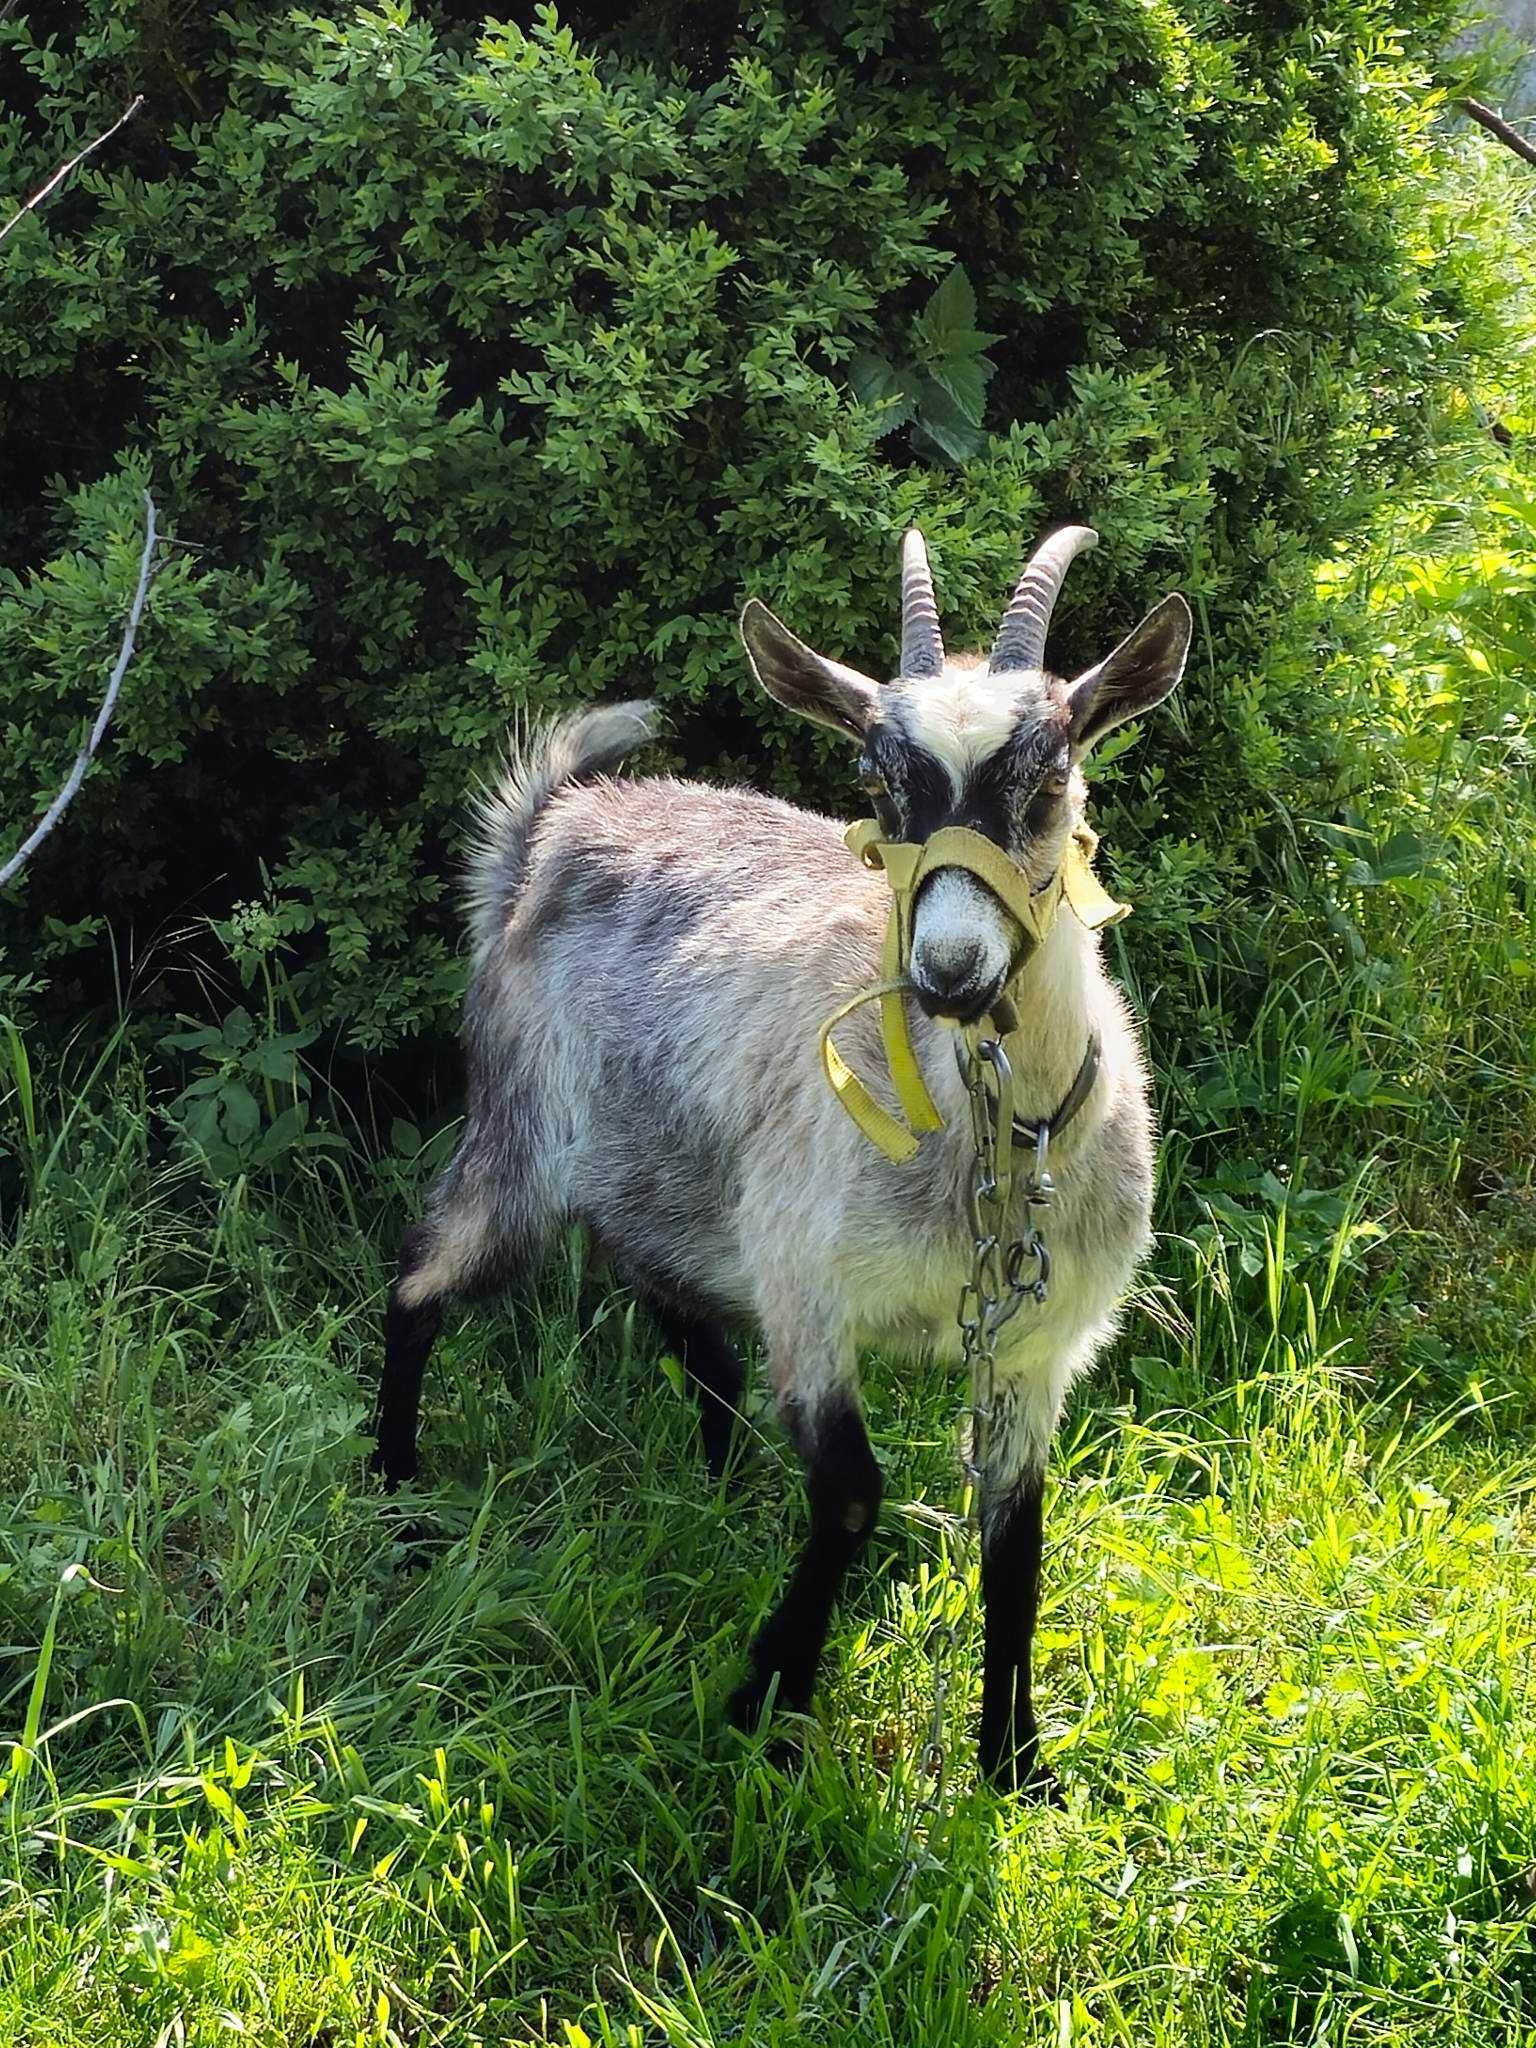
left=465, top=699, right=659, bottom=962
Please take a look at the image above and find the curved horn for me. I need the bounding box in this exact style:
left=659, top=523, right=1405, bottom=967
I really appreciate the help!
left=899, top=527, right=945, bottom=678
left=988, top=524, right=1099, bottom=675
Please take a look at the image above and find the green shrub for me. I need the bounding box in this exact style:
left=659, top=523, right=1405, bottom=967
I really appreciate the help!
left=0, top=0, right=1496, bottom=1057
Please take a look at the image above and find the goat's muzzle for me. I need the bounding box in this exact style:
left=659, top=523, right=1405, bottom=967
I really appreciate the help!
left=910, top=955, right=1008, bottom=1025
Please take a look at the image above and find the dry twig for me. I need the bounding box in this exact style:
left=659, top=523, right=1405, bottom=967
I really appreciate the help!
left=0, top=492, right=159, bottom=891
left=1459, top=97, right=1536, bottom=172
left=0, top=93, right=144, bottom=251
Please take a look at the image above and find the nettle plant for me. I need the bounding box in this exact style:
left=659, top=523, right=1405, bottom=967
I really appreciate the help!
left=850, top=266, right=1001, bottom=466
left=161, top=1008, right=327, bottom=1183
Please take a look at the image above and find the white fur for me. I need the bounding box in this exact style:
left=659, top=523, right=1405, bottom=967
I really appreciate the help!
left=891, top=659, right=1054, bottom=1006
left=465, top=702, right=658, bottom=972
left=891, top=661, right=1049, bottom=795
left=428, top=732, right=1157, bottom=1501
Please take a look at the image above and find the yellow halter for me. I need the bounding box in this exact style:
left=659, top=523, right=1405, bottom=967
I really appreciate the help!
left=818, top=820, right=1131, bottom=1163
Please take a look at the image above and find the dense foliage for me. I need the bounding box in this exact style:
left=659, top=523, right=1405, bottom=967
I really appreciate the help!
left=0, top=0, right=1490, bottom=1057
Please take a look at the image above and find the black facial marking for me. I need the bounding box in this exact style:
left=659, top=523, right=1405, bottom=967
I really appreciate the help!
left=862, top=712, right=1071, bottom=857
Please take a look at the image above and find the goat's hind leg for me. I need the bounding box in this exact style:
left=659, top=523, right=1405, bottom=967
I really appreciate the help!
left=373, top=1220, right=447, bottom=1488
left=645, top=1293, right=747, bottom=1481
left=729, top=1318, right=880, bottom=1732
left=372, top=1149, right=537, bottom=1489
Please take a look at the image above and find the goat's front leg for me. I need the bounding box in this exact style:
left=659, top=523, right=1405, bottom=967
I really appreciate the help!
left=978, top=1461, right=1060, bottom=1798
left=729, top=1364, right=882, bottom=1731
left=978, top=1352, right=1075, bottom=1798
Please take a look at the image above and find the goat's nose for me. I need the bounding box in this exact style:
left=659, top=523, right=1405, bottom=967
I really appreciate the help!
left=912, top=942, right=999, bottom=1021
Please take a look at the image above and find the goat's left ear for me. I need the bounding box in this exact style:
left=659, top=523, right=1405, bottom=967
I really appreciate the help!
left=1066, top=593, right=1192, bottom=756
left=739, top=599, right=880, bottom=742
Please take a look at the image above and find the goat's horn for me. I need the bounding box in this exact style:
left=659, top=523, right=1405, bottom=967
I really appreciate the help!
left=989, top=524, right=1099, bottom=675
left=899, top=528, right=945, bottom=678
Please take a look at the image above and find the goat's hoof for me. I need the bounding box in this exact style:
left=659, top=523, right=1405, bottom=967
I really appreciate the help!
left=982, top=1747, right=1063, bottom=1804
left=728, top=1665, right=809, bottom=1733
left=368, top=1443, right=417, bottom=1494
left=727, top=1670, right=776, bottom=1730
left=701, top=1414, right=752, bottom=1491
left=702, top=1447, right=740, bottom=1493
left=727, top=1681, right=806, bottom=1772
left=382, top=1510, right=437, bottom=1568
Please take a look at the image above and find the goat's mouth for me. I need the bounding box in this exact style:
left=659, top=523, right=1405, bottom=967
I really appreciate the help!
left=910, top=973, right=1008, bottom=1026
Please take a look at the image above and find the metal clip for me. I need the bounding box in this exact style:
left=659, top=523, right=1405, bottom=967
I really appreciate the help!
left=1026, top=1118, right=1054, bottom=1206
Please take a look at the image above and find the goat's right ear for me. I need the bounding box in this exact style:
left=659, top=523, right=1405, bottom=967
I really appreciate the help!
left=739, top=599, right=879, bottom=742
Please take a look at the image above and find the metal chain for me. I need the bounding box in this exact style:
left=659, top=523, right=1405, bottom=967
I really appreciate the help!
left=957, top=1032, right=1054, bottom=1498
left=881, top=1030, right=1054, bottom=1927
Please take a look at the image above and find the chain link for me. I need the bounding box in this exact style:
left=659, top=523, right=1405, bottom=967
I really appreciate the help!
left=881, top=1029, right=1054, bottom=1928
left=957, top=1031, right=1053, bottom=1497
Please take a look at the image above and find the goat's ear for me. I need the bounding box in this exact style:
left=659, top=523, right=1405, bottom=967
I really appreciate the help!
left=1066, top=593, right=1192, bottom=756
left=739, top=599, right=879, bottom=742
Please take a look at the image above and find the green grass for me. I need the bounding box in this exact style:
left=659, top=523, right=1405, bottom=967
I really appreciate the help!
left=4, top=199, right=1536, bottom=2041
left=0, top=1014, right=1532, bottom=2046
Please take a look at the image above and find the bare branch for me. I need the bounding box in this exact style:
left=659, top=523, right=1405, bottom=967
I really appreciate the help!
left=1459, top=97, right=1536, bottom=172
left=0, top=492, right=159, bottom=892
left=0, top=93, right=144, bottom=251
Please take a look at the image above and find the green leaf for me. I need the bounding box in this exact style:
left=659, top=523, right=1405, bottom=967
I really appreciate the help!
left=247, top=1040, right=311, bottom=1085
left=922, top=264, right=978, bottom=342
left=926, top=353, right=993, bottom=425
left=161, top=1026, right=224, bottom=1053
left=220, top=1081, right=261, bottom=1144
left=912, top=379, right=989, bottom=464
left=847, top=351, right=919, bottom=434
left=254, top=1101, right=309, bottom=1162
left=175, top=1075, right=227, bottom=1101
left=183, top=1097, right=222, bottom=1149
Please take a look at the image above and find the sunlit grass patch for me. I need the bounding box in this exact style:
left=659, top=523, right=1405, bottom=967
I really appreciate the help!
left=0, top=1050, right=1533, bottom=2046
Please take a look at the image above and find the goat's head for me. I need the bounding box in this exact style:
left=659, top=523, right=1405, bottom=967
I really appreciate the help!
left=740, top=528, right=1191, bottom=1023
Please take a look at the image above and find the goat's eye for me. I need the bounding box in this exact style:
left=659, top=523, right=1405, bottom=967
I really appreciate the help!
left=858, top=762, right=901, bottom=834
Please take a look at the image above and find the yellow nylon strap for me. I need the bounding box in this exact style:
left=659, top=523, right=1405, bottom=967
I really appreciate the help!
left=912, top=828, right=1066, bottom=947
left=821, top=820, right=1130, bottom=1162
left=1059, top=824, right=1133, bottom=934
left=817, top=978, right=932, bottom=1164
left=820, top=828, right=944, bottom=1161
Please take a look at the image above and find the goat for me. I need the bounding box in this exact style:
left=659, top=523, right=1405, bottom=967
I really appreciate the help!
left=373, top=526, right=1190, bottom=1794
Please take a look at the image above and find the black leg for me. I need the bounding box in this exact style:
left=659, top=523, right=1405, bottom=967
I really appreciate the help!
left=649, top=1299, right=747, bottom=1480
left=979, top=1468, right=1059, bottom=1799
left=729, top=1395, right=883, bottom=1728
left=371, top=1223, right=444, bottom=1489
